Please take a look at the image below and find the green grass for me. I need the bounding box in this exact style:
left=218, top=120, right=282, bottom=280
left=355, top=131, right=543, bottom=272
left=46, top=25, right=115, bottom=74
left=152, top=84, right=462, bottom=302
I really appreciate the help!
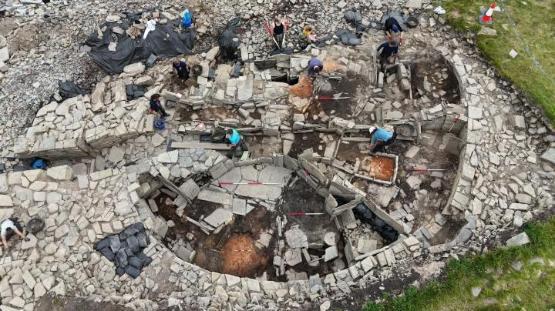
left=364, top=217, right=555, bottom=311
left=441, top=0, right=555, bottom=125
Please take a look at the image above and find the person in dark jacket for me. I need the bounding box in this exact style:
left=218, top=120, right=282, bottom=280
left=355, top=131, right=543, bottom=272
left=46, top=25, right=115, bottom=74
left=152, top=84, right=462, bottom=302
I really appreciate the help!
left=173, top=60, right=190, bottom=80
left=149, top=94, right=169, bottom=118
left=377, top=39, right=399, bottom=71
left=308, top=56, right=324, bottom=77
left=384, top=16, right=403, bottom=43
left=273, top=18, right=285, bottom=49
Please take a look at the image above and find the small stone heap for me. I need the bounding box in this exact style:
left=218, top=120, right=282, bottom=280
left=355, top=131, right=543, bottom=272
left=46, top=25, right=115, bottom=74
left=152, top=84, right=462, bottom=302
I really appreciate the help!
left=94, top=222, right=153, bottom=279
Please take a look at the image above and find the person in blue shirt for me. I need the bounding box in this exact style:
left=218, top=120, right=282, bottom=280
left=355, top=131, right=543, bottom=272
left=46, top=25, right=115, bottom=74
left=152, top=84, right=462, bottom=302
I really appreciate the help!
left=225, top=128, right=248, bottom=157
left=377, top=39, right=399, bottom=72
left=368, top=126, right=396, bottom=153
left=308, top=56, right=323, bottom=77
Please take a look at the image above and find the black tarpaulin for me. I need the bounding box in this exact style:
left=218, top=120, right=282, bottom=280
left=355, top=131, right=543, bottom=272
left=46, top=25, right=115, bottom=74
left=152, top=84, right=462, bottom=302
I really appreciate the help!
left=86, top=17, right=196, bottom=74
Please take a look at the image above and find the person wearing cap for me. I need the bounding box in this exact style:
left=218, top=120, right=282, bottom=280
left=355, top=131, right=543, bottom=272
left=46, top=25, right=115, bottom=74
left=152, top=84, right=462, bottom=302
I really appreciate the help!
left=384, top=16, right=403, bottom=43
left=377, top=39, right=399, bottom=71
left=1, top=217, right=26, bottom=250
left=368, top=126, right=396, bottom=153
left=308, top=56, right=323, bottom=77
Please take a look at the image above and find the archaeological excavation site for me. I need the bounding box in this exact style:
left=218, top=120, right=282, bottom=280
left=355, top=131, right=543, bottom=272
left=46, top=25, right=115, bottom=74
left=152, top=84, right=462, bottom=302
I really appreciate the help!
left=0, top=0, right=553, bottom=310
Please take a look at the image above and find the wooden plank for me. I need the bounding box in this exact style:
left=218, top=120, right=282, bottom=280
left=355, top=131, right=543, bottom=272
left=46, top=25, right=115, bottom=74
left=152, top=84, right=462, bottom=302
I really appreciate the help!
left=171, top=141, right=232, bottom=150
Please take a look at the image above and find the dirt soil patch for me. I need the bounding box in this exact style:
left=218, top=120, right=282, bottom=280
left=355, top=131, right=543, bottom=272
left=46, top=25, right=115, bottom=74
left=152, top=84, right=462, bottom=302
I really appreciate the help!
left=410, top=56, right=460, bottom=105
left=179, top=106, right=238, bottom=122
left=289, top=132, right=325, bottom=158
left=307, top=76, right=362, bottom=122
left=335, top=140, right=369, bottom=163
left=361, top=155, right=395, bottom=182
left=155, top=192, right=273, bottom=278
left=277, top=179, right=346, bottom=277
left=35, top=295, right=132, bottom=311
left=221, top=233, right=269, bottom=276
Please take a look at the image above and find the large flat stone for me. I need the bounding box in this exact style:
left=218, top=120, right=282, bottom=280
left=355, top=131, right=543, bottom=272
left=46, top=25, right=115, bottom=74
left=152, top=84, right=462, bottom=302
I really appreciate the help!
left=0, top=195, right=13, bottom=207
left=506, top=232, right=530, bottom=247
left=46, top=165, right=73, bottom=181
left=540, top=148, right=555, bottom=165
left=197, top=189, right=232, bottom=206
left=203, top=208, right=233, bottom=228
left=179, top=179, right=200, bottom=200
left=258, top=166, right=292, bottom=184
left=234, top=184, right=282, bottom=200
left=285, top=227, right=308, bottom=249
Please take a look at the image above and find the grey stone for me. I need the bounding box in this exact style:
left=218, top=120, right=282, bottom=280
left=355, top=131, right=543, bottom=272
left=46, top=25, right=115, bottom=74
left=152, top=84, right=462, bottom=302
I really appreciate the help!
left=203, top=208, right=233, bottom=228
left=324, top=246, right=338, bottom=262
left=540, top=148, right=555, bottom=165
left=197, top=189, right=232, bottom=206
left=509, top=203, right=529, bottom=211
left=179, top=179, right=200, bottom=200
left=285, top=227, right=308, bottom=249
left=506, top=232, right=530, bottom=247
left=405, top=0, right=422, bottom=8
left=468, top=107, right=483, bottom=119
left=515, top=193, right=532, bottom=204
left=513, top=115, right=526, bottom=129
left=284, top=248, right=302, bottom=266
left=46, top=165, right=73, bottom=181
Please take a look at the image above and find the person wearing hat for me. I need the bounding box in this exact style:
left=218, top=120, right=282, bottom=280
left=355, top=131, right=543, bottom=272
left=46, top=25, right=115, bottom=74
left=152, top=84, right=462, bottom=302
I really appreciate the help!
left=384, top=16, right=403, bottom=43
left=1, top=217, right=26, bottom=250
left=308, top=56, right=324, bottom=77
left=377, top=39, right=399, bottom=72
left=368, top=126, right=396, bottom=153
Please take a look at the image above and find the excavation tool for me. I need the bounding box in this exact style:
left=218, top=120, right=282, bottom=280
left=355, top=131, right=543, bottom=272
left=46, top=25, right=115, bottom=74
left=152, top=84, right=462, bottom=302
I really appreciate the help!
left=287, top=212, right=326, bottom=216
left=407, top=166, right=448, bottom=172
left=263, top=19, right=280, bottom=49
left=218, top=181, right=281, bottom=186
left=316, top=93, right=351, bottom=101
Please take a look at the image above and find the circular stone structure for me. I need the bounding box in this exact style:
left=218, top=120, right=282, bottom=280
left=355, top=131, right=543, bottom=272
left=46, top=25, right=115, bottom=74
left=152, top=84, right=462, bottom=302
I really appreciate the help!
left=3, top=15, right=553, bottom=311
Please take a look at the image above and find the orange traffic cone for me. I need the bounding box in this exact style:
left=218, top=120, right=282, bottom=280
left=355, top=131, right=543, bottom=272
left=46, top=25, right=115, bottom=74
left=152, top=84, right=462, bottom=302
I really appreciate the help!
left=480, top=2, right=496, bottom=24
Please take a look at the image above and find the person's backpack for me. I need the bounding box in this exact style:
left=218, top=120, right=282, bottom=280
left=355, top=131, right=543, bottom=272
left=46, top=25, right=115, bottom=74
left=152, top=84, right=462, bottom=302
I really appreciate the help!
left=182, top=9, right=193, bottom=28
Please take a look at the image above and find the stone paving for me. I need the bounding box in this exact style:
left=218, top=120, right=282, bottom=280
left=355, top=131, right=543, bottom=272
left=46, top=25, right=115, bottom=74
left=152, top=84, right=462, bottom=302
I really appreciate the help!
left=0, top=7, right=553, bottom=311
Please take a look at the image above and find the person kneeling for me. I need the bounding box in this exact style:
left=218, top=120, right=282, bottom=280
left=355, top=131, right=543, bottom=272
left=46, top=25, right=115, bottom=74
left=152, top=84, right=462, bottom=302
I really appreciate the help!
left=225, top=128, right=248, bottom=157
left=368, top=126, right=396, bottom=153
left=1, top=218, right=26, bottom=250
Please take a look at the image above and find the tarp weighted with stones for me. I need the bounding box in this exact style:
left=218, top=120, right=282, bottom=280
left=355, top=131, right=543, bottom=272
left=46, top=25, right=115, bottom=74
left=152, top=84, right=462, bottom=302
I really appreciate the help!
left=58, top=80, right=85, bottom=100
left=86, top=13, right=196, bottom=74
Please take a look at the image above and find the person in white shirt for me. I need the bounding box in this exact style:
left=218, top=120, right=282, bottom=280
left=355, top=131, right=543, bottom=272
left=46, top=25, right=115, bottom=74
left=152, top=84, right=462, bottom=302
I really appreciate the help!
left=1, top=218, right=26, bottom=249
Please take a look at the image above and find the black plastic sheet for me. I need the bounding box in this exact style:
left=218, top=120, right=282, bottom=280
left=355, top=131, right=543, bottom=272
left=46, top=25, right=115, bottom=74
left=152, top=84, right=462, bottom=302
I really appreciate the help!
left=86, top=16, right=196, bottom=74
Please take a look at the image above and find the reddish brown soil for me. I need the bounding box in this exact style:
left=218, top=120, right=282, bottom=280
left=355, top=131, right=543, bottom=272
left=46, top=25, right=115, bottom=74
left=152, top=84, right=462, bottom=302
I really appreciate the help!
left=289, top=75, right=313, bottom=98
left=361, top=155, right=395, bottom=182
left=221, top=234, right=268, bottom=277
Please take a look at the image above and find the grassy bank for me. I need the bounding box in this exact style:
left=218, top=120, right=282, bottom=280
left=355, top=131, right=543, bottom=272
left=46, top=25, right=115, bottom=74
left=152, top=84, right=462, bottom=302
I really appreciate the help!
left=364, top=217, right=555, bottom=310
left=441, top=0, right=555, bottom=125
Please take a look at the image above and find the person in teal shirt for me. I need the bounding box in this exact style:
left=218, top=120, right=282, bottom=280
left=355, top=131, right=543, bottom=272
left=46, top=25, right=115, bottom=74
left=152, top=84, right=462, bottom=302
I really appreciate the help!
left=368, top=126, right=396, bottom=153
left=225, top=128, right=248, bottom=157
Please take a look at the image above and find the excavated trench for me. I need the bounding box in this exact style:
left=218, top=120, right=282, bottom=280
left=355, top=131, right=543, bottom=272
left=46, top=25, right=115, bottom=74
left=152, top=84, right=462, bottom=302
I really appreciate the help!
left=148, top=51, right=467, bottom=282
